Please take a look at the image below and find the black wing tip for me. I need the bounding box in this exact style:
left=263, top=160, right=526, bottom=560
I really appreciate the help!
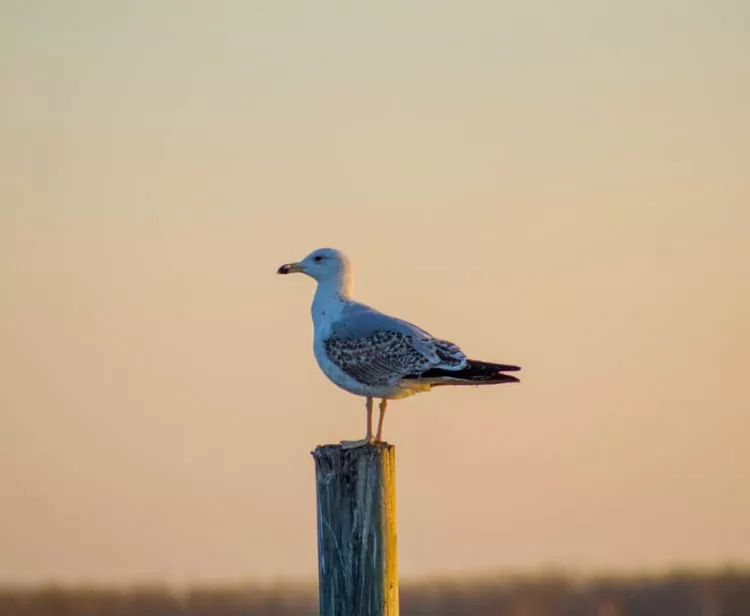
left=467, top=359, right=521, bottom=372
left=408, top=362, right=522, bottom=384
left=497, top=373, right=521, bottom=383
left=463, top=360, right=521, bottom=384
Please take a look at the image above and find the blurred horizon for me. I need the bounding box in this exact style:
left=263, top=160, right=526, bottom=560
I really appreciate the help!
left=3, top=569, right=750, bottom=616
left=2, top=0, right=749, bottom=586
left=3, top=564, right=750, bottom=590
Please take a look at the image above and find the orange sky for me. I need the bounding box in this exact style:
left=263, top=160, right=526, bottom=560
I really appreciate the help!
left=1, top=1, right=749, bottom=584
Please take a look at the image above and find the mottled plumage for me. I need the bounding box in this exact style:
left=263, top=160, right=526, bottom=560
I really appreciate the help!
left=277, top=247, right=521, bottom=447
left=323, top=304, right=469, bottom=388
left=324, top=329, right=464, bottom=386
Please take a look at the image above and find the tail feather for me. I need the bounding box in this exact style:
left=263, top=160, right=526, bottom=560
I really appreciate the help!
left=404, top=359, right=521, bottom=386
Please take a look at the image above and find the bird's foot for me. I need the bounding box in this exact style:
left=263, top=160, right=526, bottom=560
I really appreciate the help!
left=339, top=437, right=374, bottom=450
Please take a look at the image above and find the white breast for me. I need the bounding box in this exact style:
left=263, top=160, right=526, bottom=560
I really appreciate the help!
left=309, top=285, right=411, bottom=400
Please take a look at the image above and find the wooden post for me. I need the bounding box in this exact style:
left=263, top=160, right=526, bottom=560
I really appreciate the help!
left=312, top=443, right=398, bottom=616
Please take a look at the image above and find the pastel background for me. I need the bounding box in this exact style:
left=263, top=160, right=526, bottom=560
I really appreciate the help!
left=2, top=0, right=748, bottom=585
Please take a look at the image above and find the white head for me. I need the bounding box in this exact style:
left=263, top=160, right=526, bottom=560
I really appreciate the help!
left=277, top=247, right=352, bottom=295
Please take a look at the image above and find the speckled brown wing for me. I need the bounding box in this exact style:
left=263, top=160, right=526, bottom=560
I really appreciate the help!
left=323, top=330, right=435, bottom=386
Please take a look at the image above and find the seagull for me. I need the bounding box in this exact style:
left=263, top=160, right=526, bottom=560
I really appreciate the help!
left=278, top=247, right=521, bottom=448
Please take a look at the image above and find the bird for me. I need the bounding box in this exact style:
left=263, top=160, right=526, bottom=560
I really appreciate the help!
left=277, top=247, right=520, bottom=448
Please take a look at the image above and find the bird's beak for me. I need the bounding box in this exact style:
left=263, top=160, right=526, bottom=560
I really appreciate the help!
left=277, top=261, right=305, bottom=275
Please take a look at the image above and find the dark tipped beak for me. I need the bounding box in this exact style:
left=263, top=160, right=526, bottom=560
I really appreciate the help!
left=277, top=262, right=304, bottom=275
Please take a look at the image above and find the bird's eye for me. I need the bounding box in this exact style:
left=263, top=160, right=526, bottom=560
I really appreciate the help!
left=313, top=255, right=323, bottom=263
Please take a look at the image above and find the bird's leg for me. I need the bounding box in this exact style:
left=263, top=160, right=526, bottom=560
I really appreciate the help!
left=375, top=398, right=387, bottom=443
left=340, top=396, right=374, bottom=449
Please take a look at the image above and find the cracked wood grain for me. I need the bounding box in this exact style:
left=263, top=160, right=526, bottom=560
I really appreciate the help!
left=313, top=444, right=398, bottom=616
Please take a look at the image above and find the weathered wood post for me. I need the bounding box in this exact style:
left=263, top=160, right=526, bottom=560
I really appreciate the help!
left=312, top=443, right=398, bottom=616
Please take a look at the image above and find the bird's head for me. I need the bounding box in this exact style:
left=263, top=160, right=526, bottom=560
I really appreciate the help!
left=277, top=247, right=352, bottom=288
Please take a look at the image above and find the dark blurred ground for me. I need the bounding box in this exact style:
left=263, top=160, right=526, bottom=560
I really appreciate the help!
left=1, top=569, right=748, bottom=616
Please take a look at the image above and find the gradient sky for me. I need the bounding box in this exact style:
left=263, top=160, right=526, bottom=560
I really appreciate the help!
left=2, top=0, right=749, bottom=585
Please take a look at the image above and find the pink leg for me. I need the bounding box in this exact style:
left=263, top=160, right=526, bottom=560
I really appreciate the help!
left=375, top=399, right=387, bottom=442
left=340, top=396, right=374, bottom=449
